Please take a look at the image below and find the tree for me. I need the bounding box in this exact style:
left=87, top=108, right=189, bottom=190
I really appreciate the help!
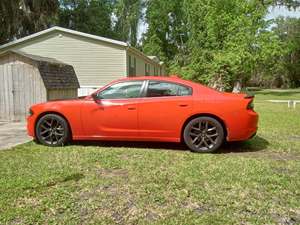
left=174, top=0, right=277, bottom=90
left=273, top=17, right=300, bottom=87
left=0, top=0, right=20, bottom=44
left=58, top=0, right=114, bottom=38
left=113, top=0, right=143, bottom=47
left=142, top=0, right=295, bottom=90
left=0, top=0, right=59, bottom=44
left=142, top=0, right=187, bottom=63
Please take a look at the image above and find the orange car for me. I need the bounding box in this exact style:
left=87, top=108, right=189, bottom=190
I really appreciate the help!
left=27, top=76, right=258, bottom=153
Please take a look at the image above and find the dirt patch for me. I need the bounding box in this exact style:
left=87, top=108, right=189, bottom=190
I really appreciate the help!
left=272, top=167, right=295, bottom=175
left=77, top=183, right=141, bottom=224
left=272, top=210, right=300, bottom=225
left=16, top=197, right=41, bottom=208
left=145, top=211, right=160, bottom=221
left=98, top=168, right=128, bottom=178
left=289, top=136, right=300, bottom=141
left=226, top=151, right=300, bottom=161
left=181, top=199, right=214, bottom=214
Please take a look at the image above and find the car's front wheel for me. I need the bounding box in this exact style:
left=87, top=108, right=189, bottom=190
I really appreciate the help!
left=36, top=114, right=70, bottom=147
left=183, top=116, right=224, bottom=153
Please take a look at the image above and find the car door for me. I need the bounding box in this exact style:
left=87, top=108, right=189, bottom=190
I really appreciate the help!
left=82, top=80, right=145, bottom=139
left=138, top=80, right=194, bottom=140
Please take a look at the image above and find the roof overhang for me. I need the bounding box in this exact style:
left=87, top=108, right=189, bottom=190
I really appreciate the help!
left=0, top=26, right=163, bottom=67
left=0, top=26, right=128, bottom=51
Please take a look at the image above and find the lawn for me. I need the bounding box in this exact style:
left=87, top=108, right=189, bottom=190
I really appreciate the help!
left=0, top=90, right=299, bottom=225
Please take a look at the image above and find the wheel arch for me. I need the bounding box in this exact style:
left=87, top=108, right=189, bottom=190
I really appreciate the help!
left=180, top=113, right=228, bottom=142
left=34, top=111, right=73, bottom=140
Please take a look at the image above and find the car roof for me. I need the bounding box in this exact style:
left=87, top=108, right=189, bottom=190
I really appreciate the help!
left=116, top=75, right=194, bottom=85
left=101, top=75, right=221, bottom=96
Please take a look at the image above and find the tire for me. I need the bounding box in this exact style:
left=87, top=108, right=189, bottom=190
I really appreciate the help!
left=35, top=114, right=70, bottom=147
left=183, top=116, right=224, bottom=153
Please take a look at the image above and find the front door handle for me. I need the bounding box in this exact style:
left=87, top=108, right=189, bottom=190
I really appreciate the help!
left=179, top=104, right=188, bottom=107
left=128, top=107, right=136, bottom=110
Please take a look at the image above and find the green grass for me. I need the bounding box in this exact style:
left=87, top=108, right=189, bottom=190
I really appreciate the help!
left=0, top=90, right=300, bottom=224
left=255, top=88, right=300, bottom=101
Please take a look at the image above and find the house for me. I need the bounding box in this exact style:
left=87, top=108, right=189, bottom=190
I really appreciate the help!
left=0, top=50, right=79, bottom=121
left=0, top=26, right=166, bottom=96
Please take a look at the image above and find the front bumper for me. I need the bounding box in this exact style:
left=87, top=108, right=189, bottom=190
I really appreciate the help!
left=27, top=115, right=36, bottom=138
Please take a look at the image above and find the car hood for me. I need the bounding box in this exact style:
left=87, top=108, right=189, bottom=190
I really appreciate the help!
left=30, top=97, right=88, bottom=109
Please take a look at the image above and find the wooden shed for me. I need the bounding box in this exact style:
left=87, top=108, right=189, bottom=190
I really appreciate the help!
left=0, top=50, right=79, bottom=121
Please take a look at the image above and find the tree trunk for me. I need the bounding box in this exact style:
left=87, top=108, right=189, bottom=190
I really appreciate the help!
left=232, top=80, right=242, bottom=93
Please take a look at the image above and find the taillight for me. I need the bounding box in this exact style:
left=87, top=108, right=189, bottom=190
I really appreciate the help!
left=247, top=99, right=254, bottom=110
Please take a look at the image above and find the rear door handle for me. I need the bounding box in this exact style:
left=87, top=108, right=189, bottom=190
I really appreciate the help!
left=179, top=104, right=188, bottom=107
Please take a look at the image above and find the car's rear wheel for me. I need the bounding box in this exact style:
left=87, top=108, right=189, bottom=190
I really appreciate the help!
left=183, top=116, right=224, bottom=153
left=36, top=114, right=70, bottom=147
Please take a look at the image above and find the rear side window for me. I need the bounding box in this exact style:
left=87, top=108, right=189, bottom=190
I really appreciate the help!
left=146, top=81, right=192, bottom=97
left=98, top=81, right=144, bottom=99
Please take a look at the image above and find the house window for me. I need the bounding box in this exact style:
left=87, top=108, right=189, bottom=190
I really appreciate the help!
left=154, top=67, right=158, bottom=76
left=145, top=63, right=150, bottom=76
left=129, top=55, right=136, bottom=77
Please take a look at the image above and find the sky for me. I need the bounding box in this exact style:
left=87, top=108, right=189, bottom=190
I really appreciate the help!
left=137, top=6, right=300, bottom=42
left=266, top=5, right=300, bottom=20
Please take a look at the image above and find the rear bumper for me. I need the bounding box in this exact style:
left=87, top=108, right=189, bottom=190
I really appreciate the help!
left=227, top=110, right=259, bottom=141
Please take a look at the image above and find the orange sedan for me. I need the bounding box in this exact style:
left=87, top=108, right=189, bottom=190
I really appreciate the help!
left=27, top=76, right=258, bottom=153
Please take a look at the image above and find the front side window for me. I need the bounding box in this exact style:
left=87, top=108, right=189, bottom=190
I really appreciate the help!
left=98, top=81, right=144, bottom=99
left=146, top=81, right=192, bottom=97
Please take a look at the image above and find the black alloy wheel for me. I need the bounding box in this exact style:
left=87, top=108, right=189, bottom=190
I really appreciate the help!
left=183, top=116, right=224, bottom=153
left=36, top=114, right=70, bottom=147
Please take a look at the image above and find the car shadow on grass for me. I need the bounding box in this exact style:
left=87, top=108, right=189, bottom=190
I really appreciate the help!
left=218, top=136, right=269, bottom=154
left=71, top=135, right=269, bottom=154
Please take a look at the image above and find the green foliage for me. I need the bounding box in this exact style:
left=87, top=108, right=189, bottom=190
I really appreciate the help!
left=143, top=0, right=299, bottom=90
left=0, top=0, right=59, bottom=44
left=58, top=0, right=114, bottom=38
left=142, top=0, right=187, bottom=63
left=273, top=17, right=300, bottom=87
left=180, top=0, right=285, bottom=90
left=0, top=0, right=20, bottom=44
left=113, top=0, right=143, bottom=47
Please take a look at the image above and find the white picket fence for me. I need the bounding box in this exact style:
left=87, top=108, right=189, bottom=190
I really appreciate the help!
left=267, top=100, right=300, bottom=109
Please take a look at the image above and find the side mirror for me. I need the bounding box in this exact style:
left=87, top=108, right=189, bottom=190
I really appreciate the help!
left=91, top=93, right=97, bottom=101
left=91, top=93, right=101, bottom=104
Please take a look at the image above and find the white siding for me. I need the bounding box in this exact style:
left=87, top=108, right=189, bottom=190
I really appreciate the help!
left=127, top=50, right=164, bottom=77
left=4, top=31, right=127, bottom=87
left=78, top=86, right=102, bottom=97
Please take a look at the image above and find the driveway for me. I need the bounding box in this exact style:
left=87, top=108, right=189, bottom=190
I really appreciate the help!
left=0, top=122, right=31, bottom=150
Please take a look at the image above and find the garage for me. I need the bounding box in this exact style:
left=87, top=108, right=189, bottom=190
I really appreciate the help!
left=0, top=50, right=79, bottom=121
